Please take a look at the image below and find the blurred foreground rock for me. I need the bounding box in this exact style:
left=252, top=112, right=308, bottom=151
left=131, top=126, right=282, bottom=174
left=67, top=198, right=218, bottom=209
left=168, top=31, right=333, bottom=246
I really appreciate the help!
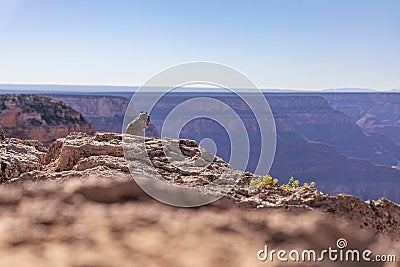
left=0, top=132, right=399, bottom=266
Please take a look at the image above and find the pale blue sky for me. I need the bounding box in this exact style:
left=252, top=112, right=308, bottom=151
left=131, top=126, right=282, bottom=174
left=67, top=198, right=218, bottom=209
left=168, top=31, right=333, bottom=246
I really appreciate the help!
left=0, top=0, right=399, bottom=90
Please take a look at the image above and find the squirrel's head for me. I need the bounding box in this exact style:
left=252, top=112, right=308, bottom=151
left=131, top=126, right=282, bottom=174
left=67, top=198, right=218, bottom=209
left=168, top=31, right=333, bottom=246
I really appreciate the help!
left=138, top=111, right=150, bottom=128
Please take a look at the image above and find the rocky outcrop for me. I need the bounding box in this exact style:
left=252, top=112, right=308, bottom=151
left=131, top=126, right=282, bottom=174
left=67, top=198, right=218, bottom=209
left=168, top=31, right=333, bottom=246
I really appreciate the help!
left=44, top=132, right=124, bottom=172
left=44, top=93, right=400, bottom=202
left=0, top=179, right=398, bottom=267
left=0, top=138, right=46, bottom=181
left=2, top=133, right=400, bottom=241
left=0, top=94, right=96, bottom=145
left=0, top=133, right=399, bottom=266
left=0, top=180, right=399, bottom=267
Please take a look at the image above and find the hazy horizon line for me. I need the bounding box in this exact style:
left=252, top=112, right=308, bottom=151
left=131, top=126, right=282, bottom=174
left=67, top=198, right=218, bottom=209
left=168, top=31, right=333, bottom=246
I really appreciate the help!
left=0, top=83, right=399, bottom=92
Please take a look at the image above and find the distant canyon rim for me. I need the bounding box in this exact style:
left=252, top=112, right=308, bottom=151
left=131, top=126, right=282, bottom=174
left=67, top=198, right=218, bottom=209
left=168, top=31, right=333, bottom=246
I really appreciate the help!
left=1, top=92, right=400, bottom=203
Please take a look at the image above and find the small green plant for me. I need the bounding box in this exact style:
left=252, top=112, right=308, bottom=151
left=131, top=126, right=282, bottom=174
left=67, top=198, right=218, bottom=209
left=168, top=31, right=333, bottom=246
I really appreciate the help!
left=302, top=181, right=316, bottom=188
left=249, top=174, right=279, bottom=188
left=280, top=177, right=299, bottom=191
left=249, top=175, right=316, bottom=190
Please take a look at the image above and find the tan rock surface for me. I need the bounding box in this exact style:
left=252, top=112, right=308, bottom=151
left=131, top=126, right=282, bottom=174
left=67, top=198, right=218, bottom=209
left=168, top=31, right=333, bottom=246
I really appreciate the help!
left=0, top=138, right=46, bottom=181
left=0, top=176, right=399, bottom=267
left=0, top=132, right=399, bottom=266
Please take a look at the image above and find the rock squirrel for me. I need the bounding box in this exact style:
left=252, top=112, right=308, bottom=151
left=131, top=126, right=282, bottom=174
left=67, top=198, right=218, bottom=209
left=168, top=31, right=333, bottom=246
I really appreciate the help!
left=126, top=111, right=150, bottom=136
left=0, top=124, right=5, bottom=141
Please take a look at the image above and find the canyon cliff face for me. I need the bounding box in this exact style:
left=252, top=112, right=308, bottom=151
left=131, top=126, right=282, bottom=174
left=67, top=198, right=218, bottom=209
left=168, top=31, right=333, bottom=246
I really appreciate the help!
left=0, top=95, right=96, bottom=145
left=268, top=94, right=400, bottom=167
left=0, top=92, right=399, bottom=266
left=325, top=93, right=400, bottom=146
left=32, top=93, right=400, bottom=202
left=46, top=94, right=129, bottom=133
